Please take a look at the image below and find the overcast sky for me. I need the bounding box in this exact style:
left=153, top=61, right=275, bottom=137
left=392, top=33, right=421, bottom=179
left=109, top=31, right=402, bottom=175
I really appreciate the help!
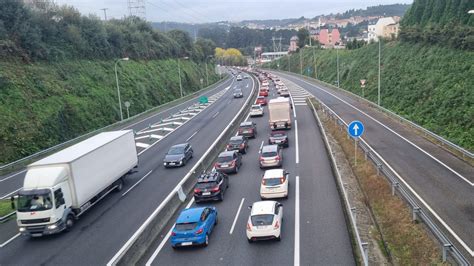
left=55, top=0, right=413, bottom=23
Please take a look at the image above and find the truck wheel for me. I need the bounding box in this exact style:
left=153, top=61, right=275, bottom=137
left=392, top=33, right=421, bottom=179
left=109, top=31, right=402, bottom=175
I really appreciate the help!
left=115, top=179, right=124, bottom=192
left=65, top=215, right=74, bottom=232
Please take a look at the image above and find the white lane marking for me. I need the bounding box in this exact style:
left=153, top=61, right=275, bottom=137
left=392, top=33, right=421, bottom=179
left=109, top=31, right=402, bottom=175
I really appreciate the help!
left=229, top=198, right=245, bottom=235
left=289, top=93, right=297, bottom=119
left=108, top=75, right=253, bottom=265
left=0, top=233, right=20, bottom=248
left=139, top=127, right=175, bottom=135
left=212, top=111, right=220, bottom=119
left=0, top=187, right=21, bottom=199
left=121, top=170, right=153, bottom=197
left=285, top=75, right=474, bottom=256
left=145, top=197, right=195, bottom=266
left=294, top=175, right=300, bottom=266
left=135, top=142, right=150, bottom=148
left=227, top=99, right=232, bottom=105
left=259, top=141, right=264, bottom=154
left=291, top=76, right=473, bottom=187
left=186, top=131, right=199, bottom=142
left=0, top=170, right=26, bottom=183
left=135, top=134, right=163, bottom=141
left=295, top=119, right=299, bottom=164
left=294, top=103, right=308, bottom=106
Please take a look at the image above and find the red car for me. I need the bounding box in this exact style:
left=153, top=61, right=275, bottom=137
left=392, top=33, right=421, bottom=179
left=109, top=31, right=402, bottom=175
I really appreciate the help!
left=259, top=90, right=269, bottom=97
left=256, top=96, right=267, bottom=105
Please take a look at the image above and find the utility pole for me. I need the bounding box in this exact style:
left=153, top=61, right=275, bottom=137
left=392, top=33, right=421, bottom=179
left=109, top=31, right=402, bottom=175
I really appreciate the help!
left=299, top=51, right=303, bottom=75
left=378, top=40, right=381, bottom=106
left=312, top=47, right=317, bottom=79
left=336, top=48, right=340, bottom=87
left=288, top=55, right=290, bottom=72
left=100, top=8, right=108, bottom=21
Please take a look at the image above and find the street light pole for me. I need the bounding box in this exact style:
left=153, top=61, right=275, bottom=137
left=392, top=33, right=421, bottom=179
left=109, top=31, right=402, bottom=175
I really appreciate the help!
left=114, top=57, right=129, bottom=121
left=378, top=40, right=381, bottom=106
left=336, top=48, right=340, bottom=87
left=299, top=51, right=303, bottom=75
left=178, top=58, right=183, bottom=98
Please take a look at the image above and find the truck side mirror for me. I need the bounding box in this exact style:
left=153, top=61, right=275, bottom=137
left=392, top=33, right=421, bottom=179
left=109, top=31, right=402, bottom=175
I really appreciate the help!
left=10, top=196, right=15, bottom=210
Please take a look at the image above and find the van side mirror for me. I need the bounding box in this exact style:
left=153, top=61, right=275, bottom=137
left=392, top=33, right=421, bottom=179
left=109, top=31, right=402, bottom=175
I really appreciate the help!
left=277, top=203, right=283, bottom=207
left=10, top=196, right=15, bottom=210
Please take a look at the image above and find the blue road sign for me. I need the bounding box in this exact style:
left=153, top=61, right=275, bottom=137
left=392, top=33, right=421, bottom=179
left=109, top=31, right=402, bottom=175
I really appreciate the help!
left=348, top=120, right=364, bottom=138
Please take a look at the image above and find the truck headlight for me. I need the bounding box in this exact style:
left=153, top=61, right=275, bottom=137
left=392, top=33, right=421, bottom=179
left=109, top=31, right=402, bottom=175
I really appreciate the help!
left=163, top=162, right=167, bottom=166
left=19, top=227, right=26, bottom=232
left=48, top=224, right=58, bottom=230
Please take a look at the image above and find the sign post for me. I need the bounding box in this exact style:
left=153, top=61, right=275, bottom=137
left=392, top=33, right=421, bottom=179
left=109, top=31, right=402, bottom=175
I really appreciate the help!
left=124, top=101, right=131, bottom=119
left=360, top=79, right=366, bottom=98
left=348, top=120, right=365, bottom=166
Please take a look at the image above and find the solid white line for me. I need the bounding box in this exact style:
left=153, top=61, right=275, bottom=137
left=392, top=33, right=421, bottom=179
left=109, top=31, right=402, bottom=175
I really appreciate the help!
left=294, top=175, right=300, bottom=266
left=145, top=197, right=195, bottom=266
left=295, top=119, right=299, bottom=164
left=0, top=233, right=20, bottom=248
left=289, top=93, right=297, bottom=119
left=0, top=188, right=21, bottom=199
left=294, top=103, right=308, bottom=106
left=186, top=131, right=199, bottom=142
left=259, top=140, right=264, bottom=154
left=0, top=170, right=26, bottom=182
left=229, top=198, right=245, bottom=235
left=121, top=170, right=153, bottom=197
left=135, top=142, right=150, bottom=148
left=294, top=76, right=473, bottom=187
left=212, top=111, right=220, bottom=119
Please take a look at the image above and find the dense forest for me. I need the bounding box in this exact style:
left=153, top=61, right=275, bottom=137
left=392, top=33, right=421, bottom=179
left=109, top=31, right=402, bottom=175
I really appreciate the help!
left=0, top=1, right=220, bottom=163
left=400, top=0, right=474, bottom=50
left=336, top=4, right=411, bottom=19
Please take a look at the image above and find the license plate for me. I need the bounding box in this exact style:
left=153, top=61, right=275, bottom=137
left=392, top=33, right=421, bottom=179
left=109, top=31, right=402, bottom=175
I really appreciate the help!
left=202, top=192, right=211, bottom=196
left=181, top=242, right=193, bottom=246
left=169, top=163, right=175, bottom=166
left=243, top=130, right=249, bottom=133
left=221, top=164, right=229, bottom=167
left=275, top=140, right=281, bottom=143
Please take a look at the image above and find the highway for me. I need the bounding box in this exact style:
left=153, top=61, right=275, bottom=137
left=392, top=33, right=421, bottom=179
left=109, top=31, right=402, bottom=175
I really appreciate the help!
left=274, top=71, right=474, bottom=260
left=0, top=71, right=256, bottom=265
left=143, top=75, right=355, bottom=265
left=0, top=74, right=234, bottom=199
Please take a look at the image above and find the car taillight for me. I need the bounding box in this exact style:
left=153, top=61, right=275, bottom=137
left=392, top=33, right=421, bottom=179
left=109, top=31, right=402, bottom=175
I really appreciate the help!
left=259, top=157, right=265, bottom=161
left=227, top=144, right=232, bottom=149
left=240, top=143, right=245, bottom=148
left=275, top=155, right=281, bottom=161
left=274, top=221, right=280, bottom=229
left=280, top=177, right=285, bottom=183
left=171, top=232, right=176, bottom=236
left=261, top=179, right=266, bottom=185
left=248, top=129, right=253, bottom=132
left=247, top=223, right=252, bottom=231
left=195, top=228, right=204, bottom=235
left=194, top=188, right=201, bottom=193
left=211, top=186, right=220, bottom=192
left=214, top=162, right=219, bottom=168
left=230, top=160, right=236, bottom=166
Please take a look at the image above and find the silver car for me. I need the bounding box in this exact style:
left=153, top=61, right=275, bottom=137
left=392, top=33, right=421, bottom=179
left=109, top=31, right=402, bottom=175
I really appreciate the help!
left=259, top=145, right=282, bottom=168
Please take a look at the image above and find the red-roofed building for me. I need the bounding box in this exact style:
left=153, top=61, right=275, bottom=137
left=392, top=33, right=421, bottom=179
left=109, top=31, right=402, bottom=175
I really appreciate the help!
left=317, top=28, right=341, bottom=48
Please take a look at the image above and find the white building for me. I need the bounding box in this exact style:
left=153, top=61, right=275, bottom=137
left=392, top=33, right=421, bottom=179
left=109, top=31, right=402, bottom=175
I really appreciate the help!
left=368, top=17, right=397, bottom=42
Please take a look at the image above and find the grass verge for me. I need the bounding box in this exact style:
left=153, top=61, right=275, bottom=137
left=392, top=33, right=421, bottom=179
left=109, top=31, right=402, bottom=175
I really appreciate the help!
left=313, top=98, right=442, bottom=264
left=0, top=199, right=14, bottom=218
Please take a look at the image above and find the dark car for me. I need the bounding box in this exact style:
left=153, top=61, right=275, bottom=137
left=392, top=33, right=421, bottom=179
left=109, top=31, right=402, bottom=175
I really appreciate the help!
left=238, top=121, right=257, bottom=138
left=268, top=131, right=289, bottom=147
left=233, top=89, right=243, bottom=98
left=215, top=151, right=242, bottom=174
left=194, top=171, right=229, bottom=202
left=227, top=136, right=249, bottom=154
left=163, top=143, right=193, bottom=168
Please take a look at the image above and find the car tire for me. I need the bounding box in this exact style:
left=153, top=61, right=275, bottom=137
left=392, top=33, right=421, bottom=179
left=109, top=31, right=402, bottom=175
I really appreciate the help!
left=115, top=179, right=124, bottom=192
left=172, top=245, right=178, bottom=250
left=65, top=215, right=74, bottom=232
left=235, top=165, right=239, bottom=174
left=215, top=216, right=218, bottom=225
left=247, top=238, right=253, bottom=243
left=203, top=234, right=209, bottom=247
left=276, top=235, right=281, bottom=241
left=219, top=192, right=224, bottom=201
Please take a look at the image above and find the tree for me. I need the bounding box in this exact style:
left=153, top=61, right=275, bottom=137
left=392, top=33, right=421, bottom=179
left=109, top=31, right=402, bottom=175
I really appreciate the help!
left=297, top=28, right=309, bottom=48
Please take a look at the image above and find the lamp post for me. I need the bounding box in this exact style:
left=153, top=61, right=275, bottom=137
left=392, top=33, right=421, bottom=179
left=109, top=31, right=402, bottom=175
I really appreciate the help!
left=336, top=48, right=340, bottom=87
left=378, top=40, right=381, bottom=106
left=177, top=57, right=189, bottom=98
left=114, top=57, right=129, bottom=121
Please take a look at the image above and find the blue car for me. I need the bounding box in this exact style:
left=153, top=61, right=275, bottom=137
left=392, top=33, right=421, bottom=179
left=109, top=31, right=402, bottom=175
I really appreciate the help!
left=171, top=207, right=218, bottom=248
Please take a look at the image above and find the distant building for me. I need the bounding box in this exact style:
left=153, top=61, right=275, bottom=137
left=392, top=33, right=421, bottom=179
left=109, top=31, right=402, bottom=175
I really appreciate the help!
left=289, top=36, right=299, bottom=52
left=318, top=28, right=341, bottom=48
left=368, top=17, right=399, bottom=42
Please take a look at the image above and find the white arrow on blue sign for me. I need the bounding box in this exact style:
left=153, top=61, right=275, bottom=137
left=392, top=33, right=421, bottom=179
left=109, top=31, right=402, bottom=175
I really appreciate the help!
left=348, top=120, right=364, bottom=138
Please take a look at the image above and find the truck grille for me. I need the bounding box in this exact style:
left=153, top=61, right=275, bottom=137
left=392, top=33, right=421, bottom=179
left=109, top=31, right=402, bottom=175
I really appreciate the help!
left=21, top=218, right=50, bottom=224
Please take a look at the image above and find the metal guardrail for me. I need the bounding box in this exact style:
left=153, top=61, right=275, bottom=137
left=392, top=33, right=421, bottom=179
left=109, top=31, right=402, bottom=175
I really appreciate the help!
left=107, top=72, right=259, bottom=265
left=0, top=211, right=15, bottom=223
left=272, top=70, right=473, bottom=161
left=0, top=75, right=230, bottom=176
left=308, top=98, right=369, bottom=266
left=313, top=96, right=470, bottom=265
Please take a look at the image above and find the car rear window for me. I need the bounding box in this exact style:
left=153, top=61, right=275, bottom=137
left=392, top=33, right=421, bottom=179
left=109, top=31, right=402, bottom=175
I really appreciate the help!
left=175, top=222, right=197, bottom=231
left=217, top=155, right=233, bottom=162
left=263, top=178, right=283, bottom=186
left=196, top=181, right=218, bottom=189
left=252, top=106, right=261, bottom=110
left=262, top=151, right=277, bottom=157
left=251, top=214, right=274, bottom=226
left=240, top=124, right=252, bottom=128
left=229, top=139, right=243, bottom=144
left=271, top=132, right=285, bottom=137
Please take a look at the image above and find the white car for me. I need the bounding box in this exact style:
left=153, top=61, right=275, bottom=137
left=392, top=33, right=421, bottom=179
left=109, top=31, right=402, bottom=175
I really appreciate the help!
left=262, top=80, right=269, bottom=87
left=260, top=169, right=289, bottom=199
left=237, top=75, right=242, bottom=81
left=246, top=201, right=283, bottom=242
left=249, top=104, right=264, bottom=117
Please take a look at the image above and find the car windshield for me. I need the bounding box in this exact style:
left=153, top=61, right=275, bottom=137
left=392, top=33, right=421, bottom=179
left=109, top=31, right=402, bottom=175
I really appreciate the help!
left=175, top=222, right=198, bottom=231
left=263, top=178, right=283, bottom=186
left=229, top=138, right=243, bottom=144
left=262, top=151, right=277, bottom=157
left=196, top=181, right=218, bottom=189
left=168, top=146, right=185, bottom=155
left=217, top=155, right=233, bottom=163
left=271, top=132, right=286, bottom=138
left=17, top=190, right=53, bottom=212
left=251, top=214, right=274, bottom=226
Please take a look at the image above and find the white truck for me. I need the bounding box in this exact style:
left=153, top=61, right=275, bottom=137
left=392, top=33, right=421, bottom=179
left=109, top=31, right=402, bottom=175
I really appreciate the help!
left=268, top=97, right=292, bottom=130
left=14, top=130, right=138, bottom=237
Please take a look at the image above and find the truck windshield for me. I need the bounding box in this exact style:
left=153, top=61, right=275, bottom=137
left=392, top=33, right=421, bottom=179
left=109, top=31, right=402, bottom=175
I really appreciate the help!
left=17, top=190, right=53, bottom=212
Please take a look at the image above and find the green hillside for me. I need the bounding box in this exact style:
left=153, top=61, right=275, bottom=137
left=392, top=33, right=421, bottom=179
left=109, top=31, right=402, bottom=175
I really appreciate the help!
left=268, top=42, right=474, bottom=151
left=0, top=59, right=220, bottom=164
